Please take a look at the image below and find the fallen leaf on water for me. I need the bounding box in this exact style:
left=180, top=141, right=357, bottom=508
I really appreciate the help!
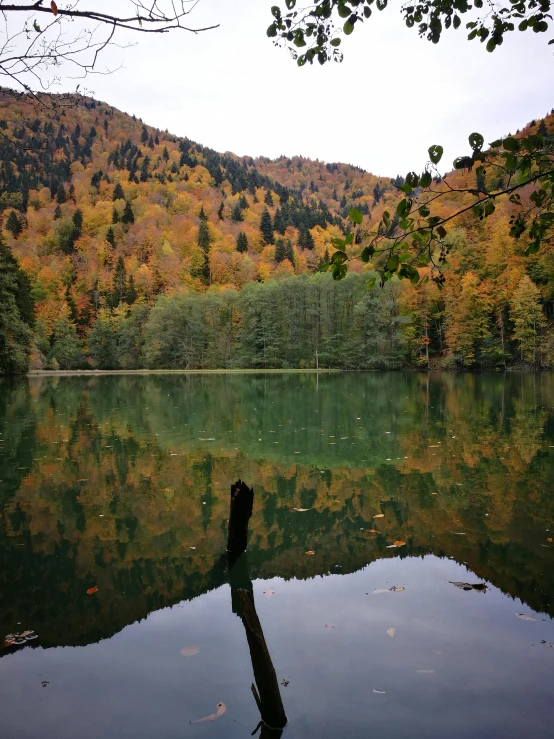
left=515, top=613, right=536, bottom=621
left=449, top=581, right=487, bottom=592
left=325, top=623, right=335, bottom=631
left=3, top=641, right=15, bottom=648
left=393, top=540, right=406, bottom=547
left=548, top=538, right=553, bottom=543
left=373, top=689, right=386, bottom=694
left=305, top=551, right=315, bottom=555
left=386, top=627, right=396, bottom=638
left=292, top=508, right=310, bottom=512
left=180, top=645, right=200, bottom=657
left=373, top=514, right=385, bottom=519
left=389, top=586, right=405, bottom=592
left=281, top=678, right=289, bottom=687
left=190, top=702, right=227, bottom=724
left=263, top=589, right=276, bottom=598
left=365, top=529, right=379, bottom=533
left=86, top=586, right=98, bottom=595
left=416, top=670, right=435, bottom=674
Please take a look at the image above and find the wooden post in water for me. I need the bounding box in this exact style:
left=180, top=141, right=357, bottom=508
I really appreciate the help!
left=227, top=479, right=254, bottom=554
left=227, top=480, right=287, bottom=736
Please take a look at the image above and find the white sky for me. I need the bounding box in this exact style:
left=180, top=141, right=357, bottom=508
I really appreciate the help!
left=64, top=1, right=554, bottom=176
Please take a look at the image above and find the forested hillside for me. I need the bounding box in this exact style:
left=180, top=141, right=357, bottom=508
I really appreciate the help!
left=1, top=90, right=554, bottom=371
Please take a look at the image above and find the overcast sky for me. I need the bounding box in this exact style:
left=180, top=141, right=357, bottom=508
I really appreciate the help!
left=81, top=1, right=552, bottom=176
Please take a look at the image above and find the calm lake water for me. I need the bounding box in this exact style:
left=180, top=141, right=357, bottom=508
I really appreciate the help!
left=1, top=372, right=553, bottom=739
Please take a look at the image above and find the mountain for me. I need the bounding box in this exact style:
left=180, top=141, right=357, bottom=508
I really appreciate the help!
left=1, top=90, right=554, bottom=371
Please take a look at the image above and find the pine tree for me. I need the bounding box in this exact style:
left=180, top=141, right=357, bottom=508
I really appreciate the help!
left=113, top=182, right=125, bottom=200
left=260, top=208, right=274, bottom=245
left=538, top=119, right=548, bottom=136
left=299, top=227, right=314, bottom=250
left=112, top=206, right=120, bottom=224
left=68, top=184, right=76, bottom=202
left=285, top=239, right=295, bottom=265
left=264, top=189, right=274, bottom=207
left=56, top=183, right=67, bottom=204
left=140, top=155, right=150, bottom=182
left=126, top=274, right=137, bottom=305
left=239, top=194, right=249, bottom=209
left=198, top=220, right=211, bottom=284
left=236, top=232, right=248, bottom=253
left=148, top=135, right=154, bottom=149
left=106, top=226, right=115, bottom=247
left=122, top=201, right=135, bottom=225
left=72, top=208, right=83, bottom=232
left=155, top=133, right=160, bottom=145
left=163, top=146, right=169, bottom=161
left=141, top=125, right=149, bottom=143
left=275, top=238, right=285, bottom=262
left=322, top=247, right=330, bottom=264
left=476, top=171, right=487, bottom=193
left=53, top=205, right=62, bottom=220
left=199, top=205, right=208, bottom=221
left=231, top=203, right=244, bottom=222
left=6, top=210, right=22, bottom=238
left=0, top=233, right=34, bottom=375
left=218, top=201, right=225, bottom=220
left=112, top=256, right=127, bottom=307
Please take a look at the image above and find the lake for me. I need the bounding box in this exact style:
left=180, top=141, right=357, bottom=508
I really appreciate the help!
left=1, top=372, right=553, bottom=739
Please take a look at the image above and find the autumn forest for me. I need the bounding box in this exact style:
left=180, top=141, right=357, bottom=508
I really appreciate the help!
left=2, top=90, right=554, bottom=373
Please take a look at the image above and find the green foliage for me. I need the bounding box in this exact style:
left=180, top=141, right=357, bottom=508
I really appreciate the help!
left=49, top=317, right=83, bottom=370
left=113, top=182, right=125, bottom=201
left=121, top=201, right=134, bottom=225
left=260, top=208, right=275, bottom=245
left=268, top=0, right=551, bottom=67
left=0, top=234, right=34, bottom=375
left=5, top=210, right=22, bottom=238
left=236, top=231, right=248, bottom=253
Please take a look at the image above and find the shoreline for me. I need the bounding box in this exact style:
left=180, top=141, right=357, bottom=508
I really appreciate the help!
left=26, top=368, right=344, bottom=377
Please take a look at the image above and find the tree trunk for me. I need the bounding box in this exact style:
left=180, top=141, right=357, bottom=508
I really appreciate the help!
left=227, top=479, right=254, bottom=554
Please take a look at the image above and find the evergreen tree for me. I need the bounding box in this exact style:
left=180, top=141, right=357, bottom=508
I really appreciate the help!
left=56, top=183, right=67, bottom=204
left=285, top=239, right=295, bottom=265
left=199, top=205, right=208, bottom=221
left=264, top=189, right=274, bottom=207
left=260, top=208, right=275, bottom=245
left=72, top=208, right=83, bottom=233
left=299, top=227, right=314, bottom=250
left=126, top=275, right=137, bottom=305
left=218, top=201, right=225, bottom=220
left=113, top=182, right=125, bottom=200
left=322, top=247, right=330, bottom=264
left=340, top=194, right=347, bottom=209
left=140, top=155, right=150, bottom=182
left=6, top=210, right=22, bottom=238
left=0, top=234, right=34, bottom=375
left=106, top=226, right=115, bottom=247
left=53, top=205, right=62, bottom=220
left=275, top=238, right=286, bottom=262
left=231, top=203, right=244, bottom=222
left=476, top=170, right=487, bottom=192
left=198, top=220, right=211, bottom=283
left=148, top=135, right=154, bottom=149
left=68, top=184, right=76, bottom=202
left=538, top=120, right=548, bottom=136
left=112, top=206, right=120, bottom=224
left=273, top=208, right=286, bottom=234
left=141, top=125, right=149, bottom=143
left=155, top=133, right=160, bottom=145
left=112, top=256, right=127, bottom=307
left=236, top=232, right=248, bottom=253
left=122, top=201, right=135, bottom=225
left=239, top=194, right=249, bottom=209
left=163, top=146, right=169, bottom=161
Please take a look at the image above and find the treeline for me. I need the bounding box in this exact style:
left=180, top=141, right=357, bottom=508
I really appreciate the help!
left=32, top=273, right=407, bottom=370
left=28, top=266, right=554, bottom=372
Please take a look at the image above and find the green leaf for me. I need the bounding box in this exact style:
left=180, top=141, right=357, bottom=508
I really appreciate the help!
left=361, top=245, right=375, bottom=262
left=338, top=3, right=352, bottom=18
left=489, top=139, right=502, bottom=148
left=366, top=276, right=377, bottom=290
left=503, top=137, right=518, bottom=151
left=349, top=207, right=363, bottom=224
left=271, top=6, right=281, bottom=19
left=469, top=132, right=484, bottom=151
left=437, top=225, right=447, bottom=239
left=345, top=233, right=354, bottom=245
left=406, top=171, right=419, bottom=188
left=267, top=24, right=278, bottom=37
left=343, top=20, right=354, bottom=34
left=420, top=171, right=432, bottom=188
left=428, top=144, right=443, bottom=165
left=285, top=0, right=296, bottom=9
left=418, top=205, right=430, bottom=217
left=330, top=37, right=342, bottom=46
left=387, top=254, right=399, bottom=272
